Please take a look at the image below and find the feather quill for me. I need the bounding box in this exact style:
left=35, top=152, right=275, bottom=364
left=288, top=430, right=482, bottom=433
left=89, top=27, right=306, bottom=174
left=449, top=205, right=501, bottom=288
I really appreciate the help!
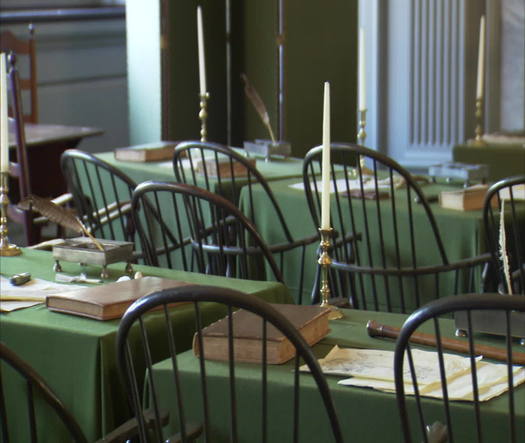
left=241, top=73, right=276, bottom=144
left=18, top=195, right=104, bottom=251
left=499, top=199, right=513, bottom=294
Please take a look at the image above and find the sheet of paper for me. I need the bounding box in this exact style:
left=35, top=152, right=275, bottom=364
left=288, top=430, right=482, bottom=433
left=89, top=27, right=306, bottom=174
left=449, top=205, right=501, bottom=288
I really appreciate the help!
left=289, top=176, right=401, bottom=193
left=0, top=276, right=84, bottom=312
left=338, top=361, right=525, bottom=402
left=315, top=345, right=475, bottom=387
left=306, top=345, right=525, bottom=402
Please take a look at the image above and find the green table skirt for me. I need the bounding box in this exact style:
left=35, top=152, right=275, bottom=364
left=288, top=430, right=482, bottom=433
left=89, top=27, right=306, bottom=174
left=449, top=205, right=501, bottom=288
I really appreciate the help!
left=151, top=309, right=525, bottom=443
left=0, top=249, right=291, bottom=442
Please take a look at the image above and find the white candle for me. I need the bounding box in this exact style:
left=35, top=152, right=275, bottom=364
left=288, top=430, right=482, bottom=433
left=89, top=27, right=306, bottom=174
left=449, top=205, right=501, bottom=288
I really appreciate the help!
left=358, top=28, right=366, bottom=110
left=476, top=15, right=485, bottom=99
left=197, top=6, right=207, bottom=96
left=0, top=53, right=8, bottom=174
left=321, top=82, right=331, bottom=230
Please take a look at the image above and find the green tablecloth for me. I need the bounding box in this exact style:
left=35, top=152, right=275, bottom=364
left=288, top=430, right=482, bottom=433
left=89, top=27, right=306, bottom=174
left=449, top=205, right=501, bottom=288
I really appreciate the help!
left=0, top=249, right=291, bottom=442
left=96, top=150, right=306, bottom=189
left=453, top=143, right=525, bottom=182
left=239, top=177, right=488, bottom=305
left=151, top=309, right=524, bottom=442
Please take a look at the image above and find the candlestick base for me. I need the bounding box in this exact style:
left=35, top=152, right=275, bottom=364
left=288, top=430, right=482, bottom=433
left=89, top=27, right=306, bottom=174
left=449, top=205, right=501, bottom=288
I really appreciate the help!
left=0, top=242, right=21, bottom=256
left=318, top=227, right=343, bottom=320
left=0, top=172, right=21, bottom=257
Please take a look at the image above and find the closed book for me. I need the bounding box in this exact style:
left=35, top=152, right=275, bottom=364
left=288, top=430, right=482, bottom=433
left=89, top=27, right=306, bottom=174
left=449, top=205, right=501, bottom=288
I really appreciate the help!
left=46, top=276, right=190, bottom=320
left=196, top=157, right=256, bottom=177
left=439, top=184, right=493, bottom=211
left=193, top=304, right=330, bottom=364
left=114, top=141, right=179, bottom=162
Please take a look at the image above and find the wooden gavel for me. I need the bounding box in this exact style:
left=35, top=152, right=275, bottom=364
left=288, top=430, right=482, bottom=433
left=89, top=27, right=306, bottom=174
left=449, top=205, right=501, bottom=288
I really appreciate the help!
left=366, top=320, right=525, bottom=366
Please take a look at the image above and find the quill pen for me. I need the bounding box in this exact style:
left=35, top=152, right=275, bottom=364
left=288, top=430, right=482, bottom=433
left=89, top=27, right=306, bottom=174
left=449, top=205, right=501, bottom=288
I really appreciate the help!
left=18, top=195, right=105, bottom=251
left=241, top=73, right=276, bottom=144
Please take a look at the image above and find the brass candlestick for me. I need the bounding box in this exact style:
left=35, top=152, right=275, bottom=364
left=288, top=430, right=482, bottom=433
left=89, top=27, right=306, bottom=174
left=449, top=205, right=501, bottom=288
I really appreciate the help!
left=199, top=92, right=210, bottom=142
left=470, top=96, right=485, bottom=145
left=356, top=108, right=373, bottom=175
left=0, top=172, right=21, bottom=256
left=357, top=108, right=367, bottom=145
left=318, top=227, right=343, bottom=320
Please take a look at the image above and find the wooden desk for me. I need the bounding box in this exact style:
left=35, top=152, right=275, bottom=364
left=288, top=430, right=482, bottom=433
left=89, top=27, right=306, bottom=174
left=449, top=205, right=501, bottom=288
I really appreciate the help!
left=9, top=123, right=103, bottom=199
left=0, top=249, right=291, bottom=441
left=151, top=309, right=525, bottom=442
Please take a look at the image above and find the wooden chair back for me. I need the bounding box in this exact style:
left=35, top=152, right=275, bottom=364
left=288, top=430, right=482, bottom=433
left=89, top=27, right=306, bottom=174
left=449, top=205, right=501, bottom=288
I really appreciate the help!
left=483, top=175, right=525, bottom=294
left=60, top=149, right=138, bottom=245
left=0, top=343, right=88, bottom=443
left=0, top=25, right=38, bottom=123
left=303, top=144, right=491, bottom=312
left=131, top=180, right=283, bottom=282
left=173, top=141, right=318, bottom=303
left=117, top=284, right=343, bottom=442
left=5, top=51, right=40, bottom=245
left=394, top=293, right=525, bottom=443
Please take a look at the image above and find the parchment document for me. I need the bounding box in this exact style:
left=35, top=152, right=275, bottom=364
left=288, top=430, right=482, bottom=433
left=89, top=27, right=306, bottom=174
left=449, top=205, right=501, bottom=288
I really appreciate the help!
left=305, top=345, right=525, bottom=402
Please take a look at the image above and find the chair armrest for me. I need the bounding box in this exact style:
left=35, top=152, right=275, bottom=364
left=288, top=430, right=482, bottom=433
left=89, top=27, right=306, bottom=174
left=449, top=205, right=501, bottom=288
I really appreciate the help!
left=96, top=408, right=171, bottom=443
left=267, top=232, right=319, bottom=254
left=51, top=193, right=73, bottom=206
left=332, top=253, right=492, bottom=276
left=93, top=201, right=132, bottom=226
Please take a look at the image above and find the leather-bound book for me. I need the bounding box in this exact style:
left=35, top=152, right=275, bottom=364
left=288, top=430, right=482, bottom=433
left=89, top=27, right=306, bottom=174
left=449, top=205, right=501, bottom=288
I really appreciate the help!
left=114, top=141, right=179, bottom=162
left=439, top=184, right=495, bottom=211
left=46, top=277, right=189, bottom=320
left=193, top=304, right=330, bottom=364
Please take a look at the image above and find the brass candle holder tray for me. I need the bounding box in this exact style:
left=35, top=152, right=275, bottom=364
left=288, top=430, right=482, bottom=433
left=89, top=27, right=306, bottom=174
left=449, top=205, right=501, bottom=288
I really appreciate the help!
left=52, top=237, right=134, bottom=278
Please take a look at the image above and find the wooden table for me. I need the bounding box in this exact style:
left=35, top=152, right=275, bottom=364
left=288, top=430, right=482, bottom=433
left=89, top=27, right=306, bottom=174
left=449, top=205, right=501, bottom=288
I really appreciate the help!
left=9, top=123, right=103, bottom=199
left=0, top=249, right=291, bottom=442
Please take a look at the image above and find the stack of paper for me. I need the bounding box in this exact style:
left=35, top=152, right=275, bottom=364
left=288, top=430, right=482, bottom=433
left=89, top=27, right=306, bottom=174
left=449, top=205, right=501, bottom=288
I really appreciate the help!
left=308, top=345, right=525, bottom=402
left=0, top=277, right=84, bottom=312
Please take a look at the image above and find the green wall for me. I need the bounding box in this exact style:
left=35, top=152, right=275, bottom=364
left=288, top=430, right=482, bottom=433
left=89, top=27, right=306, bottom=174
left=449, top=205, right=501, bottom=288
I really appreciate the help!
left=160, top=0, right=358, bottom=157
